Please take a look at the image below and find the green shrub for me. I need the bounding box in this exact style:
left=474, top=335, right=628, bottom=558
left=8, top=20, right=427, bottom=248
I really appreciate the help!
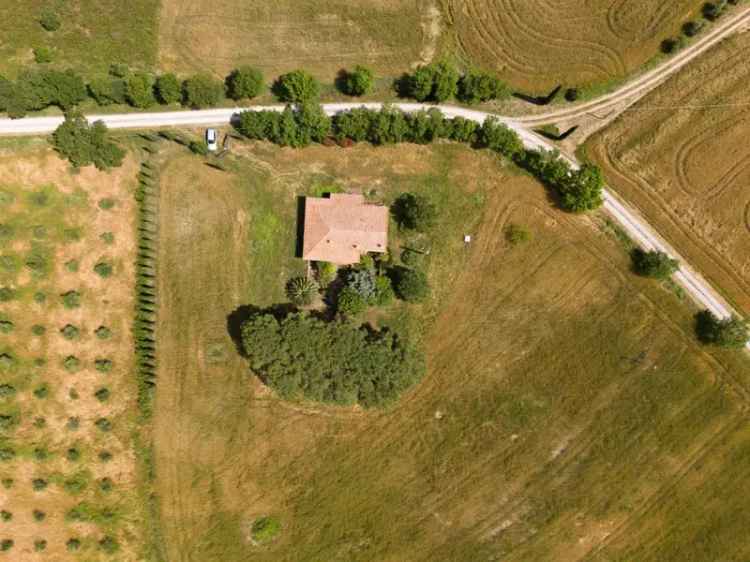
left=695, top=311, right=749, bottom=348
left=34, top=539, right=46, bottom=552
left=99, top=536, right=120, bottom=554
left=0, top=385, right=14, bottom=398
left=32, top=478, right=48, bottom=491
left=100, top=232, right=115, bottom=244
left=88, top=75, right=127, bottom=105
left=61, top=324, right=80, bottom=340
left=0, top=288, right=15, bottom=302
left=33, top=47, right=53, bottom=64
left=99, top=477, right=114, bottom=491
left=188, top=140, right=209, bottom=156
left=125, top=72, right=156, bottom=108
left=0, top=321, right=14, bottom=334
left=251, top=516, right=281, bottom=544
left=0, top=449, right=14, bottom=461
left=66, top=417, right=80, bottom=430
left=98, top=198, right=116, bottom=210
left=94, top=261, right=113, bottom=277
left=315, top=261, right=337, bottom=288
left=95, top=418, right=112, bottom=432
left=182, top=73, right=224, bottom=108
left=98, top=450, right=113, bottom=463
left=155, top=73, right=182, bottom=104
left=477, top=117, right=524, bottom=156
left=95, top=326, right=112, bottom=339
left=631, top=249, right=679, bottom=279
left=63, top=356, right=80, bottom=372
left=1, top=479, right=13, bottom=489
left=68, top=388, right=79, bottom=400
left=39, top=10, right=61, bottom=31
left=344, top=268, right=376, bottom=301
left=63, top=473, right=88, bottom=494
left=66, top=538, right=81, bottom=551
left=0, top=539, right=12, bottom=551
left=226, top=66, right=264, bottom=100
left=95, top=358, right=113, bottom=373
left=62, top=290, right=81, bottom=308
left=94, top=387, right=110, bottom=402
left=32, top=417, right=45, bottom=428
left=64, top=259, right=79, bottom=272
left=391, top=193, right=436, bottom=232
left=33, top=291, right=46, bottom=303
left=275, top=70, right=320, bottom=103
left=393, top=268, right=430, bottom=303
left=285, top=276, right=319, bottom=306
left=457, top=70, right=510, bottom=104
left=408, top=61, right=459, bottom=102
left=66, top=448, right=81, bottom=461
left=33, top=509, right=45, bottom=521
left=51, top=112, right=125, bottom=171
left=341, top=65, right=374, bottom=96
left=0, top=511, right=10, bottom=521
left=400, top=248, right=425, bottom=267
left=241, top=311, right=424, bottom=407
left=337, top=287, right=367, bottom=316
left=505, top=224, right=532, bottom=246
left=373, top=275, right=395, bottom=306
left=32, top=447, right=48, bottom=461
left=33, top=384, right=49, bottom=399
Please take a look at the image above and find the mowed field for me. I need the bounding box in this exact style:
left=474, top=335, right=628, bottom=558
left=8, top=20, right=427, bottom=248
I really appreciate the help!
left=587, top=32, right=750, bottom=315
left=153, top=141, right=750, bottom=561
left=0, top=1, right=158, bottom=77
left=158, top=0, right=440, bottom=80
left=441, top=0, right=704, bottom=92
left=0, top=143, right=148, bottom=560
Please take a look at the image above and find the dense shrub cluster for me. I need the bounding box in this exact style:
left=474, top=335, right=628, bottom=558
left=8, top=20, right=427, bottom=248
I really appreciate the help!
left=405, top=61, right=510, bottom=104
left=631, top=249, right=679, bottom=279
left=237, top=104, right=604, bottom=212
left=241, top=312, right=424, bottom=407
left=695, top=310, right=749, bottom=347
left=0, top=69, right=86, bottom=118
left=51, top=112, right=124, bottom=170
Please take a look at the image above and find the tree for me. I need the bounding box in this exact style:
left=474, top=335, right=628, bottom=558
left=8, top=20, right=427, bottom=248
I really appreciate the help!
left=315, top=261, right=337, bottom=288
left=408, top=61, right=459, bottom=102
left=51, top=112, right=125, bottom=170
left=87, top=76, right=127, bottom=105
left=393, top=268, right=430, bottom=303
left=18, top=69, right=87, bottom=110
left=236, top=109, right=282, bottom=141
left=341, top=65, right=374, bottom=96
left=285, top=276, right=319, bottom=306
left=695, top=310, right=749, bottom=347
left=39, top=10, right=60, bottom=31
left=631, top=249, right=679, bottom=279
left=240, top=311, right=425, bottom=407
left=477, top=117, right=523, bottom=156
left=155, top=73, right=182, bottom=104
left=337, top=286, right=367, bottom=316
left=457, top=70, right=510, bottom=104
left=391, top=193, right=437, bottom=232
left=294, top=103, right=331, bottom=144
left=564, top=88, right=579, bottom=102
left=33, top=47, right=53, bottom=64
left=275, top=70, right=320, bottom=103
left=126, top=72, right=156, bottom=108
left=682, top=20, right=703, bottom=37
left=661, top=38, right=679, bottom=54
left=558, top=163, right=604, bottom=212
left=182, top=73, right=224, bottom=108
left=505, top=224, right=532, bottom=246
left=702, top=2, right=724, bottom=21
left=226, top=66, right=264, bottom=100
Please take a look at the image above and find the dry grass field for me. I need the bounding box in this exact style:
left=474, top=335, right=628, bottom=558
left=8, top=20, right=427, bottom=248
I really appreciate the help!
left=158, top=0, right=440, bottom=81
left=587, top=32, right=750, bottom=315
left=0, top=142, right=148, bottom=560
left=0, top=1, right=158, bottom=77
left=441, top=0, right=704, bottom=92
left=153, top=141, right=750, bottom=561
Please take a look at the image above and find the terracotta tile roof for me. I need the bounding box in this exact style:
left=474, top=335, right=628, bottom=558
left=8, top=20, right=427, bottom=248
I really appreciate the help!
left=302, top=193, right=389, bottom=265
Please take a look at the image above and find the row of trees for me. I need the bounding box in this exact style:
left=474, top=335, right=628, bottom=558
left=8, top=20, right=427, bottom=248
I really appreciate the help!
left=404, top=61, right=511, bottom=104
left=661, top=0, right=740, bottom=54
left=240, top=312, right=424, bottom=407
left=235, top=104, right=604, bottom=213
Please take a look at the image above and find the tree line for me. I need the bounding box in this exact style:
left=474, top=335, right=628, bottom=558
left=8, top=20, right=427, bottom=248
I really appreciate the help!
left=235, top=103, right=604, bottom=213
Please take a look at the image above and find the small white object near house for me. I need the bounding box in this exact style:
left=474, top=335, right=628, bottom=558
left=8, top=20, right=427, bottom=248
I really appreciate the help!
left=206, top=128, right=218, bottom=152
left=464, top=235, right=472, bottom=244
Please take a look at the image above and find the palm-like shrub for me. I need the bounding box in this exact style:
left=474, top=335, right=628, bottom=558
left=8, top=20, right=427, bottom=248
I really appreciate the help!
left=285, top=276, right=319, bottom=306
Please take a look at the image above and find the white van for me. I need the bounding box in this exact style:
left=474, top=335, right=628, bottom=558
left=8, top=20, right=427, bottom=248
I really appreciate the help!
left=206, top=128, right=218, bottom=152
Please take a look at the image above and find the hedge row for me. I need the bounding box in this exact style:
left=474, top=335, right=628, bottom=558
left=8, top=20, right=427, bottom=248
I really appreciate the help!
left=133, top=139, right=161, bottom=417
left=236, top=104, right=603, bottom=212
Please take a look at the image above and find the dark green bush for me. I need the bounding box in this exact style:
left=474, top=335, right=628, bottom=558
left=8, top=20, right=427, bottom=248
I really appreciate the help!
left=95, top=418, right=112, bottom=432
left=39, top=10, right=61, bottom=31
left=32, top=416, right=45, bottom=428
left=31, top=324, right=45, bottom=336
left=99, top=477, right=114, bottom=491
left=98, top=450, right=113, bottom=463
left=66, top=448, right=81, bottom=461
left=0, top=321, right=11, bottom=334
left=182, top=73, right=224, bottom=108
left=0, top=288, right=15, bottom=302
left=695, top=310, right=749, bottom=347
left=61, top=324, right=80, bottom=340
left=66, top=417, right=80, bottom=430
left=155, top=73, right=182, bottom=104
left=1, top=479, right=12, bottom=489
left=241, top=311, right=424, bottom=407
left=63, top=356, right=80, bottom=372
left=393, top=267, right=430, bottom=303
left=0, top=511, right=10, bottom=521
left=34, top=539, right=46, bottom=551
left=94, top=387, right=110, bottom=402
left=126, top=72, right=156, bottom=108
left=457, top=70, right=510, bottom=104
left=88, top=75, right=127, bottom=105
left=285, top=276, right=319, bottom=306
left=0, top=539, right=12, bottom=551
left=95, top=358, right=113, bottom=373
left=391, top=193, right=436, bottom=232
left=95, top=326, right=112, bottom=339
left=0, top=449, right=13, bottom=461
left=408, top=61, right=459, bottom=102
left=336, top=287, right=367, bottom=316
left=51, top=113, right=125, bottom=170
left=341, top=65, right=374, bottom=96
left=32, top=447, right=48, bottom=460
left=631, top=249, right=679, bottom=279
left=188, top=140, right=209, bottom=155
left=94, top=261, right=113, bottom=277
left=275, top=70, right=320, bottom=103
left=33, top=509, right=45, bottom=521
left=66, top=538, right=81, bottom=551
left=226, top=66, right=264, bottom=100
left=62, top=290, right=81, bottom=308
left=33, top=384, right=49, bottom=399
left=32, top=478, right=48, bottom=491
left=33, top=47, right=53, bottom=64
left=99, top=536, right=120, bottom=554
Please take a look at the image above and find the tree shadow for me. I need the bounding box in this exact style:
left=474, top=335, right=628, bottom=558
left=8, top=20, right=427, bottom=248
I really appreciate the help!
left=295, top=196, right=306, bottom=258
left=334, top=69, right=350, bottom=95
left=534, top=125, right=579, bottom=141
left=513, top=85, right=561, bottom=106
left=392, top=73, right=413, bottom=98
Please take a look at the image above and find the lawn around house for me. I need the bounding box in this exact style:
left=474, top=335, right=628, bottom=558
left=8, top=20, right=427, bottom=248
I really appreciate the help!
left=152, top=139, right=750, bottom=561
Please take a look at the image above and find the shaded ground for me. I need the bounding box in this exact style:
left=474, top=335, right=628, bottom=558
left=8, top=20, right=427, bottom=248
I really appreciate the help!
left=154, top=141, right=750, bottom=561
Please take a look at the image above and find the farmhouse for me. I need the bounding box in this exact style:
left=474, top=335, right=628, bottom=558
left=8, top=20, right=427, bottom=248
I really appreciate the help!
left=302, top=193, right=388, bottom=265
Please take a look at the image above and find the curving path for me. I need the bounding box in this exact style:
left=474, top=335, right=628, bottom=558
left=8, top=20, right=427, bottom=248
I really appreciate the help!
left=516, top=4, right=750, bottom=128
left=0, top=101, right=745, bottom=349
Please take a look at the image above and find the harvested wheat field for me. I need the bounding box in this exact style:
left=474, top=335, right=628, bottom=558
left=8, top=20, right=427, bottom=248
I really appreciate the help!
left=153, top=141, right=750, bottom=561
left=0, top=142, right=148, bottom=560
left=441, top=0, right=704, bottom=92
left=158, top=0, right=441, bottom=80
left=587, top=32, right=750, bottom=315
